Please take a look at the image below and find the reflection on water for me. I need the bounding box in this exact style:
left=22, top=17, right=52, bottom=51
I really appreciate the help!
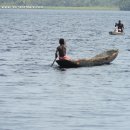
left=0, top=9, right=130, bottom=130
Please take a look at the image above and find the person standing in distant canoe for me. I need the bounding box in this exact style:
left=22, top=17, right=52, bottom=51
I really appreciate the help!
left=55, top=38, right=71, bottom=60
left=116, top=20, right=124, bottom=32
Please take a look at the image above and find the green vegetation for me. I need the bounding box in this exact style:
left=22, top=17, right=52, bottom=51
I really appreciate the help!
left=41, top=6, right=119, bottom=10
left=119, top=0, right=130, bottom=10
left=0, top=0, right=129, bottom=10
left=0, top=6, right=119, bottom=10
left=42, top=6, right=119, bottom=10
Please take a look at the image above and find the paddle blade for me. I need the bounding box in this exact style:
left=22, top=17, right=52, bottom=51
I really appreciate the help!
left=51, top=58, right=56, bottom=67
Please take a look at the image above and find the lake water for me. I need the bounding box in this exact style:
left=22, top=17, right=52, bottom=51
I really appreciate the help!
left=0, top=9, right=130, bottom=130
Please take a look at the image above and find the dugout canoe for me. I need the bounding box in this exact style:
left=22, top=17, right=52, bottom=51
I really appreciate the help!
left=56, top=49, right=118, bottom=68
left=109, top=31, right=124, bottom=35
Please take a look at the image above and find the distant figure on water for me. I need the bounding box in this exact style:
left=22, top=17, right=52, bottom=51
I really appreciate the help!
left=115, top=20, right=124, bottom=32
left=55, top=38, right=71, bottom=60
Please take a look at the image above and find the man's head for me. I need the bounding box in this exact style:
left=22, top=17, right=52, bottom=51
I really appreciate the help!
left=59, top=38, right=65, bottom=45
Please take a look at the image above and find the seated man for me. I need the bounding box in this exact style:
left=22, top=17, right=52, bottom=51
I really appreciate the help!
left=55, top=38, right=71, bottom=60
left=116, top=20, right=124, bottom=32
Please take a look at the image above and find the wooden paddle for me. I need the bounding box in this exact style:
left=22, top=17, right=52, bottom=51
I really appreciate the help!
left=51, top=58, right=57, bottom=67
left=51, top=52, right=58, bottom=67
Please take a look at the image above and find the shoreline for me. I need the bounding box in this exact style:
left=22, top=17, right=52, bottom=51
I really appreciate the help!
left=0, top=6, right=119, bottom=10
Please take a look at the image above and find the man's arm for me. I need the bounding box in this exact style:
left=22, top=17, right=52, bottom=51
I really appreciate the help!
left=55, top=49, right=58, bottom=59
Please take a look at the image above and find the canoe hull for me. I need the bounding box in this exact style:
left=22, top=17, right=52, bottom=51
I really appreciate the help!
left=56, top=60, right=80, bottom=68
left=56, top=49, right=118, bottom=68
left=109, top=31, right=124, bottom=35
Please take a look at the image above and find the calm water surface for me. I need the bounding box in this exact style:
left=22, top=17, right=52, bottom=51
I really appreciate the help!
left=0, top=9, right=130, bottom=130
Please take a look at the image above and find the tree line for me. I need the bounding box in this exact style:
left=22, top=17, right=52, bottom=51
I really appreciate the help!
left=119, top=0, right=130, bottom=10
left=0, top=0, right=130, bottom=10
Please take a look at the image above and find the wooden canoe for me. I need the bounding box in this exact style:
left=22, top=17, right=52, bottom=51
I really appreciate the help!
left=109, top=31, right=124, bottom=35
left=56, top=49, right=118, bottom=68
